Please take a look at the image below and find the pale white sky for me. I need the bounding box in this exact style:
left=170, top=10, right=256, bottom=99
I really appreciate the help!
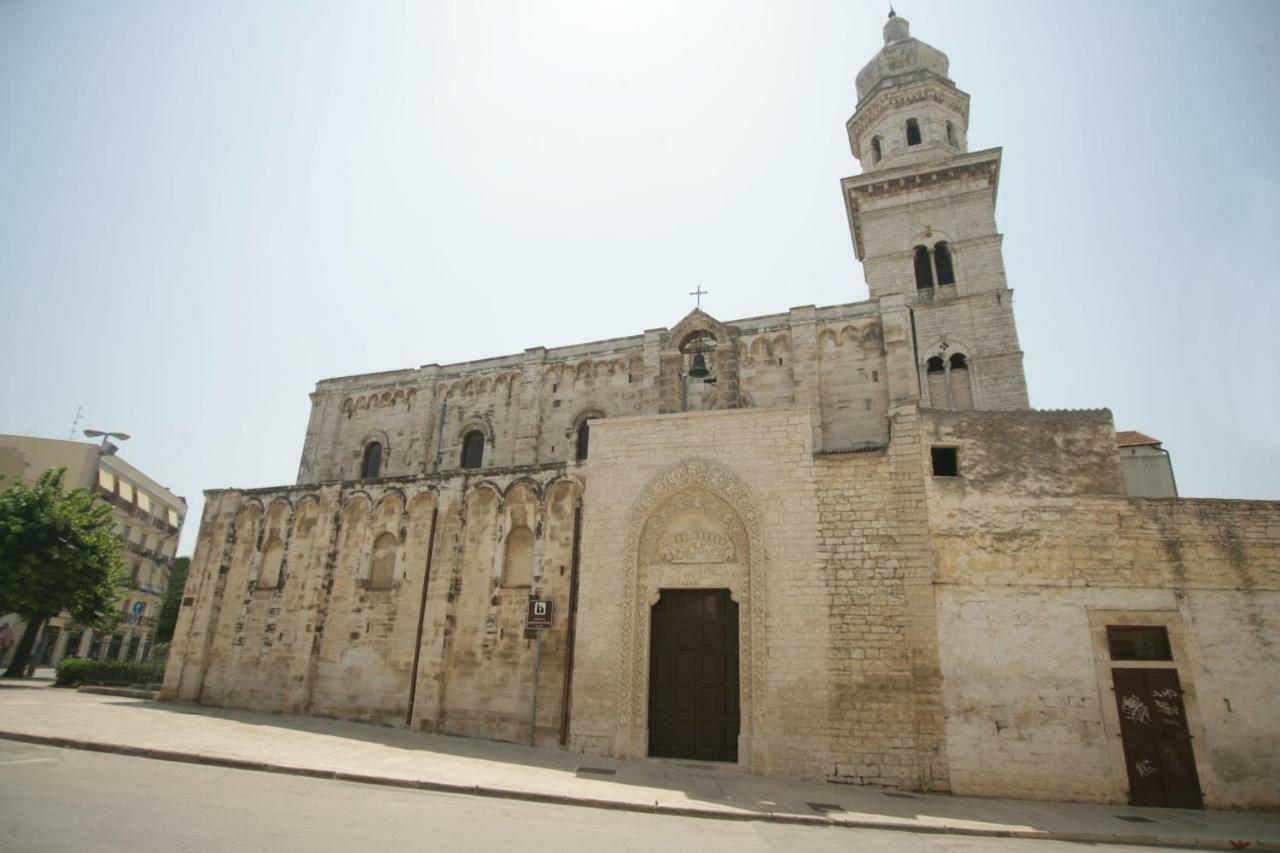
left=2, top=0, right=1277, bottom=556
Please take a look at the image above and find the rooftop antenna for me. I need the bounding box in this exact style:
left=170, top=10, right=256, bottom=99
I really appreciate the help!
left=68, top=405, right=83, bottom=440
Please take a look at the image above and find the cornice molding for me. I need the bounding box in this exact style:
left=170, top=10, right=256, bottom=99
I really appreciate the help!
left=841, top=149, right=1001, bottom=260
left=847, top=77, right=971, bottom=146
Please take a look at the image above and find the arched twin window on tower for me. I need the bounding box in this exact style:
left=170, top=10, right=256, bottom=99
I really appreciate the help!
left=913, top=242, right=956, bottom=290
left=925, top=352, right=973, bottom=410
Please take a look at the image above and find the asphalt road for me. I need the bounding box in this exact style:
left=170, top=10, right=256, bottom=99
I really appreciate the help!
left=0, top=741, right=1190, bottom=853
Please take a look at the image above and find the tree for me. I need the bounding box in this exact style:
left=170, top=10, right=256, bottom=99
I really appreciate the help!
left=155, top=556, right=190, bottom=643
left=0, top=469, right=125, bottom=677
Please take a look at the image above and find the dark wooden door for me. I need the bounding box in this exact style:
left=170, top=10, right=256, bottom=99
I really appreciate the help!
left=1112, top=668, right=1202, bottom=808
left=648, top=589, right=739, bottom=761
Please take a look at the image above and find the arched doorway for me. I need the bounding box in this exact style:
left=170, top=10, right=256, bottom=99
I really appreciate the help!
left=615, top=459, right=768, bottom=771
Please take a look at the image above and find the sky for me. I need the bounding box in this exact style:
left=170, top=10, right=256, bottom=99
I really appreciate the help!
left=1, top=0, right=1277, bottom=556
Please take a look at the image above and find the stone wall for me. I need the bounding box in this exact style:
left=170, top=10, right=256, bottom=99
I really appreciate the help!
left=922, top=409, right=1280, bottom=808
left=568, top=405, right=948, bottom=788
left=164, top=466, right=582, bottom=745
left=291, top=291, right=995, bottom=489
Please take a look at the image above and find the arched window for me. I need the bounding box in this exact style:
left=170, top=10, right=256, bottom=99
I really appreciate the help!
left=949, top=352, right=973, bottom=409
left=461, top=430, right=485, bottom=469
left=361, top=442, right=382, bottom=479
left=913, top=245, right=935, bottom=289
left=368, top=531, right=398, bottom=590
left=945, top=120, right=958, bottom=147
left=906, top=118, right=922, bottom=146
left=934, top=241, right=955, bottom=285
left=258, top=536, right=284, bottom=590
left=576, top=420, right=592, bottom=461
left=503, top=526, right=534, bottom=587
left=871, top=136, right=882, bottom=163
left=926, top=356, right=945, bottom=374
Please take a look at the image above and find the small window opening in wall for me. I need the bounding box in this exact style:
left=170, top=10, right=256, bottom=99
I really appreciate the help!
left=1107, top=626, right=1172, bottom=661
left=576, top=420, right=592, bottom=461
left=934, top=241, right=956, bottom=285
left=931, top=446, right=958, bottom=477
left=946, top=120, right=958, bottom=147
left=461, top=430, right=485, bottom=469
left=906, top=118, right=922, bottom=146
left=913, top=245, right=934, bottom=289
left=551, top=383, right=558, bottom=393
left=777, top=357, right=783, bottom=366
left=872, top=370, right=879, bottom=382
left=361, top=442, right=382, bottom=479
left=926, top=356, right=945, bottom=374
left=949, top=353, right=968, bottom=370
left=871, top=135, right=883, bottom=163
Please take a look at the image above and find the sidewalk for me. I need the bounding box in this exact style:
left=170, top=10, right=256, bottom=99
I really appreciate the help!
left=0, top=682, right=1275, bottom=850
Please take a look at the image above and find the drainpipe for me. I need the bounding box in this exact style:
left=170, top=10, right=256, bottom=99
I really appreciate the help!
left=558, top=502, right=583, bottom=746
left=406, top=507, right=440, bottom=726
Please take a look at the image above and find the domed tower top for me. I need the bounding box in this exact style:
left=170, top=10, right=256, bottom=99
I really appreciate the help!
left=855, top=13, right=951, bottom=102
left=846, top=13, right=970, bottom=172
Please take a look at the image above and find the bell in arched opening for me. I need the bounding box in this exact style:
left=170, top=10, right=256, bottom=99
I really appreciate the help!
left=688, top=352, right=710, bottom=379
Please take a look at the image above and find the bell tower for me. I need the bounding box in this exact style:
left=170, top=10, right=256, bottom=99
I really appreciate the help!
left=842, top=13, right=1029, bottom=411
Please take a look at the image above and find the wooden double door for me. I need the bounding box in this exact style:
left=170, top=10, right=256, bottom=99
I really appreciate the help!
left=648, top=589, right=740, bottom=762
left=1112, top=668, right=1202, bottom=808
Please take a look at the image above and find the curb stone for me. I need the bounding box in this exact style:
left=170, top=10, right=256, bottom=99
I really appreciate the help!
left=0, top=731, right=1268, bottom=851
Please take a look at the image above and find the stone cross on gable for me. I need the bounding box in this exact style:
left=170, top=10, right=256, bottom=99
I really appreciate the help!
left=689, top=286, right=709, bottom=308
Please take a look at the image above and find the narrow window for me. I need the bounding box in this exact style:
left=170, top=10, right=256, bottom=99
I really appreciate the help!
left=367, top=532, right=398, bottom=590
left=503, top=526, right=535, bottom=587
left=258, top=536, right=284, bottom=590
left=1107, top=626, right=1172, bottom=661
left=461, top=430, right=485, bottom=469
left=871, top=135, right=882, bottom=163
left=913, top=245, right=934, bottom=289
left=361, top=442, right=382, bottom=479
left=945, top=120, right=958, bottom=147
left=934, top=241, right=955, bottom=285
left=906, top=118, right=922, bottom=146
left=948, top=352, right=973, bottom=409
left=926, top=356, right=945, bottom=374
left=576, top=420, right=592, bottom=461
left=931, top=446, right=958, bottom=477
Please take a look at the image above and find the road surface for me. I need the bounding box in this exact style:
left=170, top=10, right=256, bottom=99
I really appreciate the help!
left=0, top=740, right=1190, bottom=852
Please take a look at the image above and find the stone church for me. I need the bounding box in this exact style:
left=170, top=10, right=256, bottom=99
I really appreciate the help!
left=164, top=15, right=1279, bottom=809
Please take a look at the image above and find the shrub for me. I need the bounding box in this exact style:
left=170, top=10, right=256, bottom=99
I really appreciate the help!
left=55, top=658, right=165, bottom=688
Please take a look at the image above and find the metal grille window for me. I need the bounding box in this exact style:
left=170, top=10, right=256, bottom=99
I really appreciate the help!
left=1107, top=626, right=1173, bottom=661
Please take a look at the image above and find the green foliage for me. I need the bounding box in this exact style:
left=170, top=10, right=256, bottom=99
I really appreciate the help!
left=0, top=468, right=125, bottom=628
left=55, top=657, right=164, bottom=688
left=155, top=556, right=190, bottom=643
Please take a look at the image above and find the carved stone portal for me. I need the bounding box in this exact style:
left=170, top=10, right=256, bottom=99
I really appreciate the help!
left=615, top=458, right=767, bottom=771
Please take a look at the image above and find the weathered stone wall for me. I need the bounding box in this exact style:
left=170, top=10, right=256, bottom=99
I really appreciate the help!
left=164, top=466, right=582, bottom=745
left=568, top=405, right=947, bottom=788
left=292, top=292, right=984, bottom=489
left=923, top=409, right=1280, bottom=808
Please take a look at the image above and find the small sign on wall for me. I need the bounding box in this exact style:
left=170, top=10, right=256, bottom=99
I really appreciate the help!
left=526, top=598, right=554, bottom=631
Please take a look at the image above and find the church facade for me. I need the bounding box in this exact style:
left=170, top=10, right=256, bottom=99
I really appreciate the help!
left=163, top=16, right=1279, bottom=809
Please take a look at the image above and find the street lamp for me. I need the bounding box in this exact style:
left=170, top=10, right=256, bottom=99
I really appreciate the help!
left=83, top=429, right=130, bottom=456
